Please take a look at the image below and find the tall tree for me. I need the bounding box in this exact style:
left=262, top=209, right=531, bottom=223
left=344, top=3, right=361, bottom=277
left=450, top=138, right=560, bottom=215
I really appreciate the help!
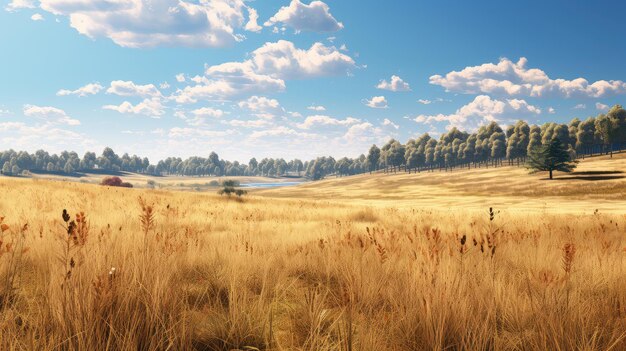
left=366, top=144, right=380, bottom=174
left=527, top=138, right=578, bottom=179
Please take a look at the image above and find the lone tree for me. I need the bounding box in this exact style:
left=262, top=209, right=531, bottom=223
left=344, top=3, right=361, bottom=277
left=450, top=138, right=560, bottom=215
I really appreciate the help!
left=527, top=138, right=578, bottom=179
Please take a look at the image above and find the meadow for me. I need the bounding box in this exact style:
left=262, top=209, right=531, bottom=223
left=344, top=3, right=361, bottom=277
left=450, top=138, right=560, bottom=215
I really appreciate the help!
left=0, top=154, right=625, bottom=350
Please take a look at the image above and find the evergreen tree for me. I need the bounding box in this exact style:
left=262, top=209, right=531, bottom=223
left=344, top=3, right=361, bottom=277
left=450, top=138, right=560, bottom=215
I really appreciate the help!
left=527, top=138, right=578, bottom=179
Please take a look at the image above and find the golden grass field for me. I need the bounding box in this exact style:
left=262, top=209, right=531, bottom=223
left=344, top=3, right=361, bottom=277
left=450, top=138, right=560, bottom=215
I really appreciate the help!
left=30, top=172, right=305, bottom=193
left=0, top=154, right=625, bottom=350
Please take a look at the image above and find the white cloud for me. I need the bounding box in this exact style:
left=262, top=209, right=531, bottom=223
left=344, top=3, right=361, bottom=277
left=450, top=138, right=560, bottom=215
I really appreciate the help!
left=382, top=118, right=399, bottom=129
left=191, top=107, right=225, bottom=118
left=430, top=57, right=626, bottom=98
left=343, top=122, right=387, bottom=143
left=172, top=62, right=285, bottom=103
left=176, top=74, right=186, bottom=83
left=160, top=82, right=170, bottom=89
left=548, top=107, right=556, bottom=114
left=5, top=0, right=35, bottom=12
left=0, top=122, right=96, bottom=152
left=57, top=82, right=103, bottom=97
left=172, top=40, right=354, bottom=102
left=238, top=96, right=284, bottom=119
left=245, top=7, right=262, bottom=32
left=307, top=105, right=326, bottom=111
left=177, top=107, right=226, bottom=126
left=249, top=125, right=315, bottom=139
left=168, top=127, right=235, bottom=138
left=227, top=119, right=270, bottom=128
left=30, top=13, right=44, bottom=21
left=250, top=40, right=356, bottom=79
left=33, top=0, right=259, bottom=48
left=297, top=115, right=360, bottom=129
left=121, top=128, right=165, bottom=136
left=418, top=99, right=432, bottom=105
left=103, top=98, right=165, bottom=118
left=573, top=104, right=586, bottom=110
left=413, top=95, right=541, bottom=131
left=107, top=80, right=161, bottom=98
left=377, top=75, right=411, bottom=92
left=23, top=105, right=80, bottom=125
left=596, top=102, right=609, bottom=111
left=265, top=0, right=343, bottom=33
left=364, top=96, right=388, bottom=109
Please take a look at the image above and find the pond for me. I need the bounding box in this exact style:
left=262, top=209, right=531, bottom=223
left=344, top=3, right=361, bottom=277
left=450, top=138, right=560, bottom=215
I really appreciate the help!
left=241, top=182, right=303, bottom=188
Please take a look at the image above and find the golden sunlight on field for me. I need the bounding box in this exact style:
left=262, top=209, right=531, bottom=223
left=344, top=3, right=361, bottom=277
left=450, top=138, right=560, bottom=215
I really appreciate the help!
left=0, top=154, right=625, bottom=350
left=257, top=153, right=626, bottom=213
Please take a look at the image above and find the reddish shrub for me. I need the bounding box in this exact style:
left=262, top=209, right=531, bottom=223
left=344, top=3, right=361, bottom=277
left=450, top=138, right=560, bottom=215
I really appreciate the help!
left=101, top=176, right=133, bottom=188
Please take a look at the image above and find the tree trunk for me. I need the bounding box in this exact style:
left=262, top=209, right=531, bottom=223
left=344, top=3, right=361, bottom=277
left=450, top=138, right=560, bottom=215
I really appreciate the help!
left=549, top=170, right=553, bottom=180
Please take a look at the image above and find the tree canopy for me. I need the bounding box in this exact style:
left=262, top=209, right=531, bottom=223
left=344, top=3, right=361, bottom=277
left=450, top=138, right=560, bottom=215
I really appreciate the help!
left=527, top=138, right=578, bottom=179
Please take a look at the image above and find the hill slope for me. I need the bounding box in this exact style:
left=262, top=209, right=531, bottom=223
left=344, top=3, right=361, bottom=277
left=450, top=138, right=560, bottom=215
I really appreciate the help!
left=256, top=153, right=626, bottom=213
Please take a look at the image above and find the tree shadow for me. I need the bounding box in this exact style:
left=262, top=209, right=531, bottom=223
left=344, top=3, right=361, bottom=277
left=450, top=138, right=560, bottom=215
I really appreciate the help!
left=557, top=175, right=625, bottom=181
left=570, top=171, right=624, bottom=175
left=29, top=170, right=87, bottom=178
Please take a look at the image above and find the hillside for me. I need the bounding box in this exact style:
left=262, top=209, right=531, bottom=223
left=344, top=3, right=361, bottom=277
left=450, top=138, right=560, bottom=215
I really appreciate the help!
left=256, top=153, right=626, bottom=213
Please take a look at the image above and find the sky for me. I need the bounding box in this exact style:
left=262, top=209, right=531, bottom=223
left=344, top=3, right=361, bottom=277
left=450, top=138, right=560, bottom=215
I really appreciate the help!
left=2, top=0, right=626, bottom=163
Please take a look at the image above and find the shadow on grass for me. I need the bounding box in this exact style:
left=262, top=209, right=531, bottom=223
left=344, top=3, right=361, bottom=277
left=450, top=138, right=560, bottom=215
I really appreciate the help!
left=28, top=170, right=86, bottom=178
left=557, top=175, right=625, bottom=181
left=571, top=170, right=624, bottom=175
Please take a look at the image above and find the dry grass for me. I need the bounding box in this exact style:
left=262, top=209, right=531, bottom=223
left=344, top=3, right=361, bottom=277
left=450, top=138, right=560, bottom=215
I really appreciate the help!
left=0, top=155, right=625, bottom=350
left=257, top=153, right=626, bottom=212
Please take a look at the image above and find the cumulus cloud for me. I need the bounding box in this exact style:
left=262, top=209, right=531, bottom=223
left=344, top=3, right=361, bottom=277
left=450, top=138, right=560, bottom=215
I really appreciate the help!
left=250, top=40, right=356, bottom=79
left=30, top=13, right=44, bottom=21
left=171, top=40, right=354, bottom=102
left=107, top=81, right=161, bottom=98
left=5, top=0, right=35, bottom=11
left=30, top=0, right=259, bottom=48
left=227, top=119, right=270, bottom=128
left=23, top=105, right=80, bottom=125
left=176, top=74, right=186, bottom=83
left=430, top=57, right=626, bottom=98
left=307, top=105, right=326, bottom=111
left=245, top=7, right=262, bottom=32
left=377, top=75, right=411, bottom=92
left=172, top=62, right=285, bottom=103
left=596, top=102, right=609, bottom=111
left=265, top=0, right=343, bottom=33
left=364, top=96, right=388, bottom=109
left=297, top=115, right=360, bottom=129
left=174, top=107, right=226, bottom=126
left=103, top=98, right=165, bottom=118
left=382, top=118, right=399, bottom=129
left=191, top=107, right=225, bottom=118
left=413, top=95, right=541, bottom=131
left=238, top=96, right=284, bottom=119
left=343, top=122, right=387, bottom=143
left=548, top=107, right=556, bottom=114
left=57, top=83, right=103, bottom=97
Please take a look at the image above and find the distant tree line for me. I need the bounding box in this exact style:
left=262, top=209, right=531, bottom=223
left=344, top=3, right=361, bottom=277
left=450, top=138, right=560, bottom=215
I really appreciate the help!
left=364, top=104, right=626, bottom=174
left=1, top=105, right=625, bottom=180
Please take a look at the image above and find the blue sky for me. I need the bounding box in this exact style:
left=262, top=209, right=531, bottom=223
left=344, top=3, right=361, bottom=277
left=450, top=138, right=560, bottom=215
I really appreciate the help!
left=2, top=0, right=626, bottom=162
